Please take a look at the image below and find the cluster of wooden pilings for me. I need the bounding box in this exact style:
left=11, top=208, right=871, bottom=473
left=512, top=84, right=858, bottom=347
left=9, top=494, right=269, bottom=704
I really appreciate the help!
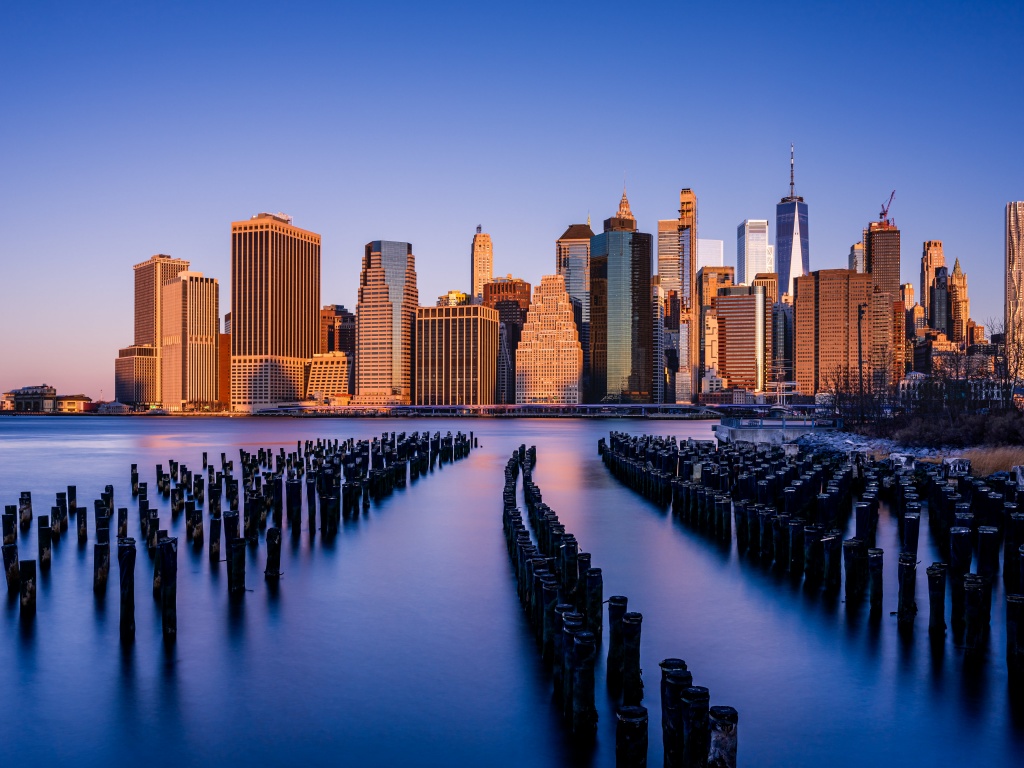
left=502, top=444, right=739, bottom=767
left=3, top=430, right=473, bottom=646
left=598, top=431, right=1024, bottom=690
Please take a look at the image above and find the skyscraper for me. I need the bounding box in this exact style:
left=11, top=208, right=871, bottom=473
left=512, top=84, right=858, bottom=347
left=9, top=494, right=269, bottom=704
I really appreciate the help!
left=161, top=272, right=219, bottom=411
left=736, top=220, right=770, bottom=286
left=920, top=240, right=945, bottom=326
left=230, top=213, right=320, bottom=411
left=794, top=269, right=874, bottom=395
left=696, top=266, right=735, bottom=382
left=556, top=223, right=593, bottom=388
left=415, top=305, right=498, bottom=405
left=116, top=253, right=190, bottom=406
left=483, top=276, right=531, bottom=404
left=354, top=240, right=418, bottom=405
left=652, top=276, right=666, bottom=403
left=320, top=304, right=356, bottom=393
left=713, top=285, right=766, bottom=392
left=516, top=275, right=582, bottom=404
left=948, top=258, right=970, bottom=346
left=657, top=188, right=698, bottom=402
left=775, top=146, right=810, bottom=297
left=848, top=243, right=865, bottom=273
left=1006, top=203, right=1024, bottom=355
left=590, top=191, right=653, bottom=403
left=900, top=283, right=914, bottom=310
left=930, top=266, right=951, bottom=337
left=470, top=226, right=493, bottom=303
left=864, top=217, right=901, bottom=299
left=751, top=272, right=777, bottom=381
left=696, top=239, right=724, bottom=271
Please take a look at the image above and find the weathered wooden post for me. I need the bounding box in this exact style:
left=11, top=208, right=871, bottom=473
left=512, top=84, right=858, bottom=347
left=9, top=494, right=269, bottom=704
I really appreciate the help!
left=94, top=541, right=110, bottom=593
left=209, top=515, right=221, bottom=563
left=3, top=542, right=20, bottom=593
left=18, top=491, right=32, bottom=531
left=229, top=538, right=246, bottom=597
left=680, top=686, right=711, bottom=768
left=2, top=509, right=15, bottom=544
left=897, top=552, right=917, bottom=628
left=67, top=485, right=77, bottom=515
left=708, top=706, right=738, bottom=768
left=927, top=562, right=947, bottom=636
left=615, top=706, right=648, bottom=768
left=585, top=567, right=603, bottom=637
left=19, top=559, right=36, bottom=616
left=868, top=548, right=884, bottom=613
left=608, top=595, right=629, bottom=688
left=148, top=509, right=159, bottom=551
left=265, top=527, right=282, bottom=579
left=118, top=538, right=136, bottom=643
left=37, top=515, right=51, bottom=570
left=571, top=630, right=598, bottom=739
left=160, top=537, right=177, bottom=642
left=622, top=612, right=644, bottom=706
left=660, top=659, right=692, bottom=767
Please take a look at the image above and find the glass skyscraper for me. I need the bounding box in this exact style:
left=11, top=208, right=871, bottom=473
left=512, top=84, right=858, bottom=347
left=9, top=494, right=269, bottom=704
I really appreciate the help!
left=736, top=219, right=770, bottom=285
left=775, top=147, right=810, bottom=296
left=590, top=192, right=653, bottom=403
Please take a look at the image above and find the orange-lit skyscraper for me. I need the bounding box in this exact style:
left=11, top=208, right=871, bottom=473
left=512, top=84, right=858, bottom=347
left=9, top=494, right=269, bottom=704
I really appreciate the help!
left=230, top=213, right=321, bottom=411
left=516, top=275, right=582, bottom=403
left=161, top=272, right=219, bottom=411
left=657, top=188, right=698, bottom=402
left=471, top=226, right=493, bottom=303
left=864, top=219, right=901, bottom=299
left=415, top=304, right=498, bottom=405
left=1007, top=203, right=1024, bottom=354
left=920, top=240, right=944, bottom=325
left=355, top=240, right=418, bottom=405
left=713, top=284, right=766, bottom=392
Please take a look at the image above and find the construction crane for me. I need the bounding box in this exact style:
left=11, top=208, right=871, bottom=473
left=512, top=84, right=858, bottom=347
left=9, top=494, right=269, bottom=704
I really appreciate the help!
left=880, top=190, right=896, bottom=225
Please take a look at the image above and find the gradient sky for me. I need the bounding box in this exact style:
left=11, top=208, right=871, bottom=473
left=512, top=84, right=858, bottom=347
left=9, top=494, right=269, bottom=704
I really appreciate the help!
left=1, top=1, right=1022, bottom=399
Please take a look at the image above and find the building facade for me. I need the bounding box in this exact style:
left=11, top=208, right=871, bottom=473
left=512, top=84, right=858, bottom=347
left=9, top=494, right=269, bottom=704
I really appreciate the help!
left=305, top=352, right=350, bottom=402
left=556, top=225, right=593, bottom=388
left=230, top=213, right=320, bottom=411
left=948, top=259, right=970, bottom=346
left=483, top=276, right=531, bottom=405
left=1007, top=203, right=1024, bottom=356
left=516, top=275, right=583, bottom=404
left=161, top=272, right=220, bottom=411
left=736, top=219, right=771, bottom=286
left=775, top=147, right=810, bottom=297
left=657, top=188, right=698, bottom=402
left=115, top=345, right=160, bottom=408
left=864, top=220, right=901, bottom=298
left=713, top=285, right=766, bottom=392
left=696, top=266, right=735, bottom=383
left=921, top=240, right=945, bottom=326
left=590, top=192, right=653, bottom=403
left=470, top=226, right=493, bottom=303
left=414, top=305, right=498, bottom=405
left=354, top=240, right=418, bottom=405
left=696, top=239, right=724, bottom=271
left=848, top=242, right=865, bottom=273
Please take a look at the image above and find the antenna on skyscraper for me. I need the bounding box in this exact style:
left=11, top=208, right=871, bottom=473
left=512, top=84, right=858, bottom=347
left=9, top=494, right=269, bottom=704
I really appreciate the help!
left=476, top=224, right=482, bottom=234
left=789, top=143, right=795, bottom=198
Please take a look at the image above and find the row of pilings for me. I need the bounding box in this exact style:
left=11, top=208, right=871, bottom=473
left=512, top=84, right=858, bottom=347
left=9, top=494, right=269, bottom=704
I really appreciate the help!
left=598, top=432, right=1024, bottom=689
left=502, top=443, right=738, bottom=767
left=2, top=430, right=474, bottom=647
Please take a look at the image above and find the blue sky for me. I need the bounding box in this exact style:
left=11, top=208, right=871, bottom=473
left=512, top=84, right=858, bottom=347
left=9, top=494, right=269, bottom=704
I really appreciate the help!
left=1, top=0, right=1021, bottom=398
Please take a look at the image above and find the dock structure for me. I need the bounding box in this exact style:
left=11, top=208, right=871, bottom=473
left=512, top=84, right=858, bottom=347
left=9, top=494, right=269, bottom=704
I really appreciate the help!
left=712, top=410, right=841, bottom=445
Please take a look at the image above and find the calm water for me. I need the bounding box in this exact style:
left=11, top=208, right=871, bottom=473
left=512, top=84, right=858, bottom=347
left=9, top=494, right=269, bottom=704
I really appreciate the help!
left=0, top=417, right=1021, bottom=767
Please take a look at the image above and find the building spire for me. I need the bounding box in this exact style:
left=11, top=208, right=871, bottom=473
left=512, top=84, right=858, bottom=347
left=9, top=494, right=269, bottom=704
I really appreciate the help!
left=790, top=143, right=795, bottom=198
left=617, top=188, right=634, bottom=220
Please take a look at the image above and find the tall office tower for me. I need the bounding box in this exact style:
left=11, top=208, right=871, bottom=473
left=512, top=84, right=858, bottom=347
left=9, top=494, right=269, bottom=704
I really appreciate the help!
left=793, top=269, right=874, bottom=395
left=775, top=146, right=810, bottom=297
left=920, top=240, right=945, bottom=326
left=223, top=312, right=231, bottom=335
left=655, top=188, right=698, bottom=402
left=713, top=285, right=767, bottom=392
left=701, top=309, right=720, bottom=384
left=354, top=240, right=418, bottom=405
left=415, top=304, right=498, bottom=405
left=556, top=225, right=593, bottom=387
left=848, top=243, right=865, bottom=273
left=696, top=239, right=724, bottom=271
left=864, top=214, right=901, bottom=298
left=1007, top=203, right=1024, bottom=355
left=116, top=254, right=191, bottom=406
left=161, top=272, right=219, bottom=411
left=437, top=290, right=470, bottom=307
left=868, top=291, right=903, bottom=388
left=218, top=331, right=231, bottom=406
left=967, top=320, right=987, bottom=346
left=470, top=226, right=493, bottom=303
left=948, top=259, right=970, bottom=346
left=652, top=276, right=666, bottom=403
left=736, top=220, right=770, bottom=286
left=907, top=303, right=926, bottom=339
left=231, top=214, right=320, bottom=411
left=305, top=353, right=350, bottom=401
left=696, top=266, right=735, bottom=382
left=751, top=273, right=777, bottom=385
left=320, top=305, right=356, bottom=354
left=772, top=299, right=795, bottom=383
left=484, top=276, right=531, bottom=404
left=516, top=275, right=583, bottom=403
left=590, top=191, right=653, bottom=402
left=930, top=266, right=951, bottom=337
left=900, top=283, right=914, bottom=310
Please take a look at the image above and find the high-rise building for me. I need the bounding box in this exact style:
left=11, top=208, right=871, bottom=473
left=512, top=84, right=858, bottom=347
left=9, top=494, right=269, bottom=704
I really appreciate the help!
left=900, top=283, right=914, bottom=310
left=305, top=352, right=350, bottom=401
left=652, top=276, right=666, bottom=404
left=354, top=240, right=418, bottom=405
left=868, top=291, right=903, bottom=388
left=1007, top=203, right=1024, bottom=355
left=772, top=298, right=795, bottom=383
left=483, top=276, right=531, bottom=404
left=864, top=218, right=901, bottom=299
left=696, top=266, right=734, bottom=383
left=848, top=243, right=865, bottom=273
left=752, top=273, right=777, bottom=382
left=948, top=258, right=970, bottom=346
left=696, top=239, right=724, bottom=271
left=218, top=332, right=231, bottom=406
left=118, top=254, right=190, bottom=405
left=437, top=290, right=470, bottom=307
left=161, top=272, right=219, bottom=411
left=775, top=147, right=810, bottom=297
left=930, top=266, right=950, bottom=338
left=230, top=213, right=320, bottom=411
left=516, top=275, right=583, bottom=404
left=470, top=226, right=493, bottom=303
left=556, top=224, right=593, bottom=387
left=736, top=220, right=770, bottom=286
left=713, top=284, right=767, bottom=392
left=656, top=188, right=698, bottom=402
left=319, top=304, right=356, bottom=393
left=793, top=269, right=874, bottom=395
left=920, top=240, right=945, bottom=326
left=415, top=304, right=498, bottom=405
left=590, top=191, right=653, bottom=403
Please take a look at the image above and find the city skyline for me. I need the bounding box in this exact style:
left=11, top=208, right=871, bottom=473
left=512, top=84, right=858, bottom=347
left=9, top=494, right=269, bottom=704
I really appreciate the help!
left=1, top=2, right=1021, bottom=398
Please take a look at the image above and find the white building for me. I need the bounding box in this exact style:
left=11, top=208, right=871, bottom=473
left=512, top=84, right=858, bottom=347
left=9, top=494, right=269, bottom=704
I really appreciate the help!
left=737, top=220, right=770, bottom=285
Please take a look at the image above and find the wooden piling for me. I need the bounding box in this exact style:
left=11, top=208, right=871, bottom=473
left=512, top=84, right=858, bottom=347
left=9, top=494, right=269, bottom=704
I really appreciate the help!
left=118, top=538, right=136, bottom=642
left=265, top=527, right=282, bottom=578
left=608, top=595, right=628, bottom=688
left=37, top=515, right=51, bottom=569
left=571, top=630, right=598, bottom=739
left=160, top=537, right=177, bottom=642
left=94, top=541, right=110, bottom=593
left=3, top=542, right=20, bottom=593
left=615, top=706, right=648, bottom=768
left=622, top=611, right=644, bottom=706
left=2, top=509, right=15, bottom=544
left=19, top=560, right=36, bottom=616
left=229, top=538, right=246, bottom=597
left=1008, top=593, right=1024, bottom=686
left=209, top=515, right=221, bottom=563
left=680, top=686, right=711, bottom=768
left=927, top=562, right=947, bottom=636
left=660, top=659, right=692, bottom=768
left=867, top=548, right=884, bottom=612
left=18, top=492, right=32, bottom=531
left=708, top=706, right=738, bottom=768
left=897, top=552, right=917, bottom=628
